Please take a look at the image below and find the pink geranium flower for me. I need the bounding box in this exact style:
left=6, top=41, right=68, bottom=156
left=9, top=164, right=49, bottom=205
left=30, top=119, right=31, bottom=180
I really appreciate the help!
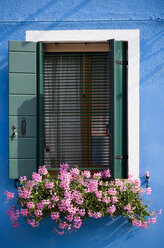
left=107, top=205, right=116, bottom=214
left=21, top=208, right=28, bottom=216
left=101, top=169, right=111, bottom=178
left=157, top=209, right=162, bottom=214
left=32, top=172, right=42, bottom=182
left=145, top=187, right=152, bottom=195
left=12, top=222, right=18, bottom=228
left=19, top=176, right=27, bottom=182
left=88, top=180, right=98, bottom=193
left=112, top=197, right=118, bottom=203
left=45, top=181, right=54, bottom=189
left=151, top=217, right=157, bottom=224
left=38, top=165, right=48, bottom=175
left=108, top=188, right=117, bottom=196
left=51, top=212, right=60, bottom=220
left=81, top=170, right=91, bottom=178
left=102, top=197, right=111, bottom=204
left=26, top=202, right=35, bottom=209
left=5, top=191, right=15, bottom=200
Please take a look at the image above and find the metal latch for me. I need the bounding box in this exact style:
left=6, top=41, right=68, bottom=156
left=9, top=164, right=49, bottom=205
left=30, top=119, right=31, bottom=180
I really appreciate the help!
left=22, top=118, right=26, bottom=136
left=115, top=59, right=128, bottom=66
left=12, top=124, right=18, bottom=138
left=106, top=124, right=109, bottom=136
left=115, top=155, right=128, bottom=160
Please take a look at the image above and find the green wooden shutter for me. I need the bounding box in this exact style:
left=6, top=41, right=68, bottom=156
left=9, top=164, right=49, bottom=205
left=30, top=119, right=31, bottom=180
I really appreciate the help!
left=109, top=40, right=127, bottom=179
left=37, top=42, right=44, bottom=166
left=9, top=41, right=37, bottom=179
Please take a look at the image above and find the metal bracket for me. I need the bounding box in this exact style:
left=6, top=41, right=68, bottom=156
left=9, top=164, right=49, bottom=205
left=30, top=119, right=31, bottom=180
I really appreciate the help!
left=11, top=123, right=18, bottom=139
left=14, top=179, right=18, bottom=188
left=115, top=59, right=128, bottom=66
left=115, top=155, right=128, bottom=160
left=146, top=176, right=149, bottom=188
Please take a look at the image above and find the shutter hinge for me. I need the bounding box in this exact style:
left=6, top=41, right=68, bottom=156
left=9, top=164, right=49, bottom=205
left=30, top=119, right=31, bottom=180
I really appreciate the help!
left=115, top=59, right=128, bottom=66
left=115, top=155, right=128, bottom=160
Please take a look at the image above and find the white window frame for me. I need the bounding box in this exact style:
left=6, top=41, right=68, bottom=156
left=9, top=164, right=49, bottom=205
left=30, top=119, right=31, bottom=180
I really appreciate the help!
left=26, top=29, right=140, bottom=179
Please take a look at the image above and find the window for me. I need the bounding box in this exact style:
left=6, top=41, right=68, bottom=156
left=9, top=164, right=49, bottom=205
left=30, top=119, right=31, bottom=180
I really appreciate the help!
left=9, top=40, right=128, bottom=180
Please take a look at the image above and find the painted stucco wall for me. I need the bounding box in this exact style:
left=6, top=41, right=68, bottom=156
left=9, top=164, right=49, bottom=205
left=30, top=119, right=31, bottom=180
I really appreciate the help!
left=0, top=0, right=164, bottom=247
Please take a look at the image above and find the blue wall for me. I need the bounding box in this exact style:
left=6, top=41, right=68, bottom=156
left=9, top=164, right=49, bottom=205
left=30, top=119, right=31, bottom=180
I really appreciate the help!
left=1, top=0, right=164, bottom=247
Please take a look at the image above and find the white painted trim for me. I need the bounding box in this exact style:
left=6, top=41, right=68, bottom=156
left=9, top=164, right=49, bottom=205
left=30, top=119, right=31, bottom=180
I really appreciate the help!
left=26, top=30, right=140, bottom=179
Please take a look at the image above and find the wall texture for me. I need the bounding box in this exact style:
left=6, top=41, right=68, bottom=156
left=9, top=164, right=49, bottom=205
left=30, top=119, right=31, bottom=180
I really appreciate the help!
left=0, top=1, right=164, bottom=247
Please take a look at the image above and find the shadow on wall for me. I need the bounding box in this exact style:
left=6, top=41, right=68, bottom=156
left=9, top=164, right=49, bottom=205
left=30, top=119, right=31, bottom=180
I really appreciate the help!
left=85, top=216, right=136, bottom=247
left=0, top=0, right=93, bottom=45
left=27, top=215, right=139, bottom=248
left=0, top=0, right=59, bottom=43
left=140, top=30, right=164, bottom=62
left=47, top=0, right=93, bottom=29
left=0, top=211, right=140, bottom=248
left=140, top=30, right=164, bottom=87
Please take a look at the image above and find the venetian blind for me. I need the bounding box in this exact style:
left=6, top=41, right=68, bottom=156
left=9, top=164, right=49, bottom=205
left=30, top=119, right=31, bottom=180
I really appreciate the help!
left=43, top=52, right=112, bottom=169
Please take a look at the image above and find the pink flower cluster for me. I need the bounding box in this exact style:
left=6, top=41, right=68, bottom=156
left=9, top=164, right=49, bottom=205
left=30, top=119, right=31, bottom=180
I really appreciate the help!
left=26, top=202, right=35, bottom=209
left=70, top=168, right=79, bottom=177
left=32, top=172, right=42, bottom=182
left=27, top=219, right=38, bottom=228
left=45, top=182, right=54, bottom=189
left=107, top=205, right=116, bottom=214
left=81, top=170, right=91, bottom=178
left=5, top=190, right=15, bottom=201
left=19, top=176, right=27, bottom=182
left=101, top=169, right=111, bottom=179
left=88, top=211, right=102, bottom=219
left=51, top=212, right=60, bottom=220
left=52, top=195, right=59, bottom=202
left=21, top=208, right=28, bottom=216
left=37, top=203, right=44, bottom=210
left=7, top=206, right=19, bottom=227
left=88, top=180, right=98, bottom=193
left=34, top=209, right=42, bottom=217
left=17, top=187, right=32, bottom=199
left=38, top=165, right=48, bottom=175
left=5, top=165, right=161, bottom=234
left=108, top=188, right=117, bottom=195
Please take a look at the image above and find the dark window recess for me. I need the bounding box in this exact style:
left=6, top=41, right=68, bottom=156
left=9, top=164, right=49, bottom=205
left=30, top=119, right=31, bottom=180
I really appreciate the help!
left=43, top=52, right=112, bottom=170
